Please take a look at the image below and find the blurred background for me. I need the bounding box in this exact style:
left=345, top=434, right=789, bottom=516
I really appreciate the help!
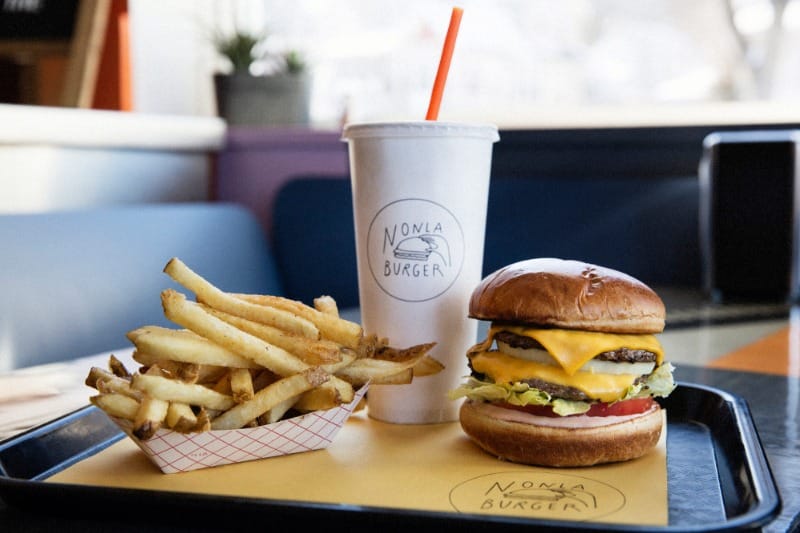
left=4, top=0, right=800, bottom=127
left=3, top=0, right=800, bottom=260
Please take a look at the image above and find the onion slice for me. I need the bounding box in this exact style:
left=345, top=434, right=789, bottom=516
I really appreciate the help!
left=496, top=340, right=655, bottom=375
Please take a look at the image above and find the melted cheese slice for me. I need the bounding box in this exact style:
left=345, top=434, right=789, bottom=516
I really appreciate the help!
left=491, top=325, right=664, bottom=376
left=470, top=350, right=637, bottom=403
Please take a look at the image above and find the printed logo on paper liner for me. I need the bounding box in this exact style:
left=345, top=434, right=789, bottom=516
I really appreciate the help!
left=449, top=471, right=626, bottom=521
left=367, top=198, right=464, bottom=302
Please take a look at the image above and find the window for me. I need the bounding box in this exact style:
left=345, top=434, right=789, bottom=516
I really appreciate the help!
left=130, top=0, right=800, bottom=127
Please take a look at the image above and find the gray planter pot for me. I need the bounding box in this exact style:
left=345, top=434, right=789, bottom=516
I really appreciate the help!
left=214, top=72, right=310, bottom=126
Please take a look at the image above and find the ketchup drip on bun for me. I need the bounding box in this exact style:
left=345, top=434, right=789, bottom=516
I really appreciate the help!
left=449, top=258, right=676, bottom=467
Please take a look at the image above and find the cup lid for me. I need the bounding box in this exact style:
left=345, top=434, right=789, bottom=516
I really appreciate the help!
left=341, top=121, right=499, bottom=142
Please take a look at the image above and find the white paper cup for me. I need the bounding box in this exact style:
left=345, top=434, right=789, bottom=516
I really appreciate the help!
left=342, top=121, right=499, bottom=424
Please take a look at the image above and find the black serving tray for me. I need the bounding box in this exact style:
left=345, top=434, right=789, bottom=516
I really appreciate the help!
left=0, top=382, right=782, bottom=532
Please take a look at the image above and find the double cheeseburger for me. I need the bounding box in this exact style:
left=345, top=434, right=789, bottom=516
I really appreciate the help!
left=449, top=258, right=676, bottom=467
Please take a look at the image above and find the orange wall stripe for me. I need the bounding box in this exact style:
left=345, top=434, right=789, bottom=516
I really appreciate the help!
left=92, top=0, right=130, bottom=110
left=117, top=10, right=132, bottom=110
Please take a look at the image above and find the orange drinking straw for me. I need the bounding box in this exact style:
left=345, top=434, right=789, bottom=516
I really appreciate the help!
left=425, top=6, right=464, bottom=120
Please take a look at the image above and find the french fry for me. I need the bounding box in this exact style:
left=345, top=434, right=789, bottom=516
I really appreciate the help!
left=260, top=396, right=297, bottom=424
left=334, top=359, right=405, bottom=386
left=210, top=368, right=330, bottom=430
left=211, top=372, right=232, bottom=395
left=354, top=333, right=387, bottom=359
left=292, top=382, right=345, bottom=411
left=235, top=293, right=362, bottom=349
left=133, top=396, right=169, bottom=440
left=174, top=363, right=200, bottom=383
left=164, top=257, right=319, bottom=339
left=370, top=368, right=414, bottom=385
left=132, top=373, right=236, bottom=411
left=374, top=342, right=437, bottom=363
left=86, top=366, right=121, bottom=389
left=108, top=354, right=131, bottom=378
left=230, top=368, right=255, bottom=403
left=90, top=393, right=139, bottom=420
left=412, top=355, right=446, bottom=377
left=132, top=350, right=230, bottom=384
left=127, top=326, right=259, bottom=369
left=161, top=289, right=309, bottom=376
left=131, top=350, right=225, bottom=384
left=293, top=373, right=356, bottom=411
left=335, top=343, right=436, bottom=386
left=143, top=362, right=170, bottom=378
left=164, top=290, right=355, bottom=383
left=132, top=352, right=200, bottom=383
left=320, top=350, right=357, bottom=374
left=194, top=408, right=212, bottom=432
left=95, top=375, right=143, bottom=400
left=166, top=402, right=198, bottom=433
left=313, top=295, right=339, bottom=316
left=86, top=365, right=147, bottom=401
left=200, top=305, right=344, bottom=365
left=193, top=364, right=231, bottom=385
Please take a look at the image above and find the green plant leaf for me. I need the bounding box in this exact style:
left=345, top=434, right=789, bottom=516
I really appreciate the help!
left=215, top=31, right=263, bottom=73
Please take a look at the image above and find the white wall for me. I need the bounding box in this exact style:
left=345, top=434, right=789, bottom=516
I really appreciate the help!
left=128, top=0, right=219, bottom=117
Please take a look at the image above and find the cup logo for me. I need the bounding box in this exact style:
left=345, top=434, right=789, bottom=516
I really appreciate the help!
left=367, top=198, right=464, bottom=302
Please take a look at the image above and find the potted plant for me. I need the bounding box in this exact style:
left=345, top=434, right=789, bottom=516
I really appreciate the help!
left=212, top=29, right=310, bottom=127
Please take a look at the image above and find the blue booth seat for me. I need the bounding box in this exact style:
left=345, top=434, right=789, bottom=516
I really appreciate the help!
left=271, top=175, right=702, bottom=310
left=0, top=203, right=282, bottom=371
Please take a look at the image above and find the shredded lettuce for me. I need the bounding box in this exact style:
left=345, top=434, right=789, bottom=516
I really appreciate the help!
left=637, top=362, right=677, bottom=398
left=448, top=378, right=551, bottom=405
left=551, top=398, right=592, bottom=416
left=448, top=362, right=677, bottom=416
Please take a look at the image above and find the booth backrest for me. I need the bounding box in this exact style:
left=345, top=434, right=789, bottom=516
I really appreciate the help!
left=0, top=203, right=282, bottom=371
left=482, top=175, right=702, bottom=284
left=272, top=178, right=359, bottom=309
left=271, top=175, right=702, bottom=309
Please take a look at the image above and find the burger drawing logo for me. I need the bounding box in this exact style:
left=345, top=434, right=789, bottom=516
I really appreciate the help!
left=449, top=471, right=626, bottom=521
left=367, top=198, right=465, bottom=302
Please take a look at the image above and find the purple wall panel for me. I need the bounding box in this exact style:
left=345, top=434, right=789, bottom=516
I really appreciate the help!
left=213, top=127, right=350, bottom=238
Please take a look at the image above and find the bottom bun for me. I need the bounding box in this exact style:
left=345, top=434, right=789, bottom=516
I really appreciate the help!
left=459, top=400, right=664, bottom=467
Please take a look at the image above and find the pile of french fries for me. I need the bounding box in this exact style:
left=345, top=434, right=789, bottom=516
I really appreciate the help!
left=86, top=257, right=442, bottom=440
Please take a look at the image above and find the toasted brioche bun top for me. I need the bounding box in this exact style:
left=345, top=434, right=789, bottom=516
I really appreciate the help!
left=469, top=258, right=665, bottom=334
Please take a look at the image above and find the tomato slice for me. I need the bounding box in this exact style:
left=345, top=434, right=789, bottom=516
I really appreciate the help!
left=499, top=397, right=656, bottom=418
left=585, top=397, right=655, bottom=416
